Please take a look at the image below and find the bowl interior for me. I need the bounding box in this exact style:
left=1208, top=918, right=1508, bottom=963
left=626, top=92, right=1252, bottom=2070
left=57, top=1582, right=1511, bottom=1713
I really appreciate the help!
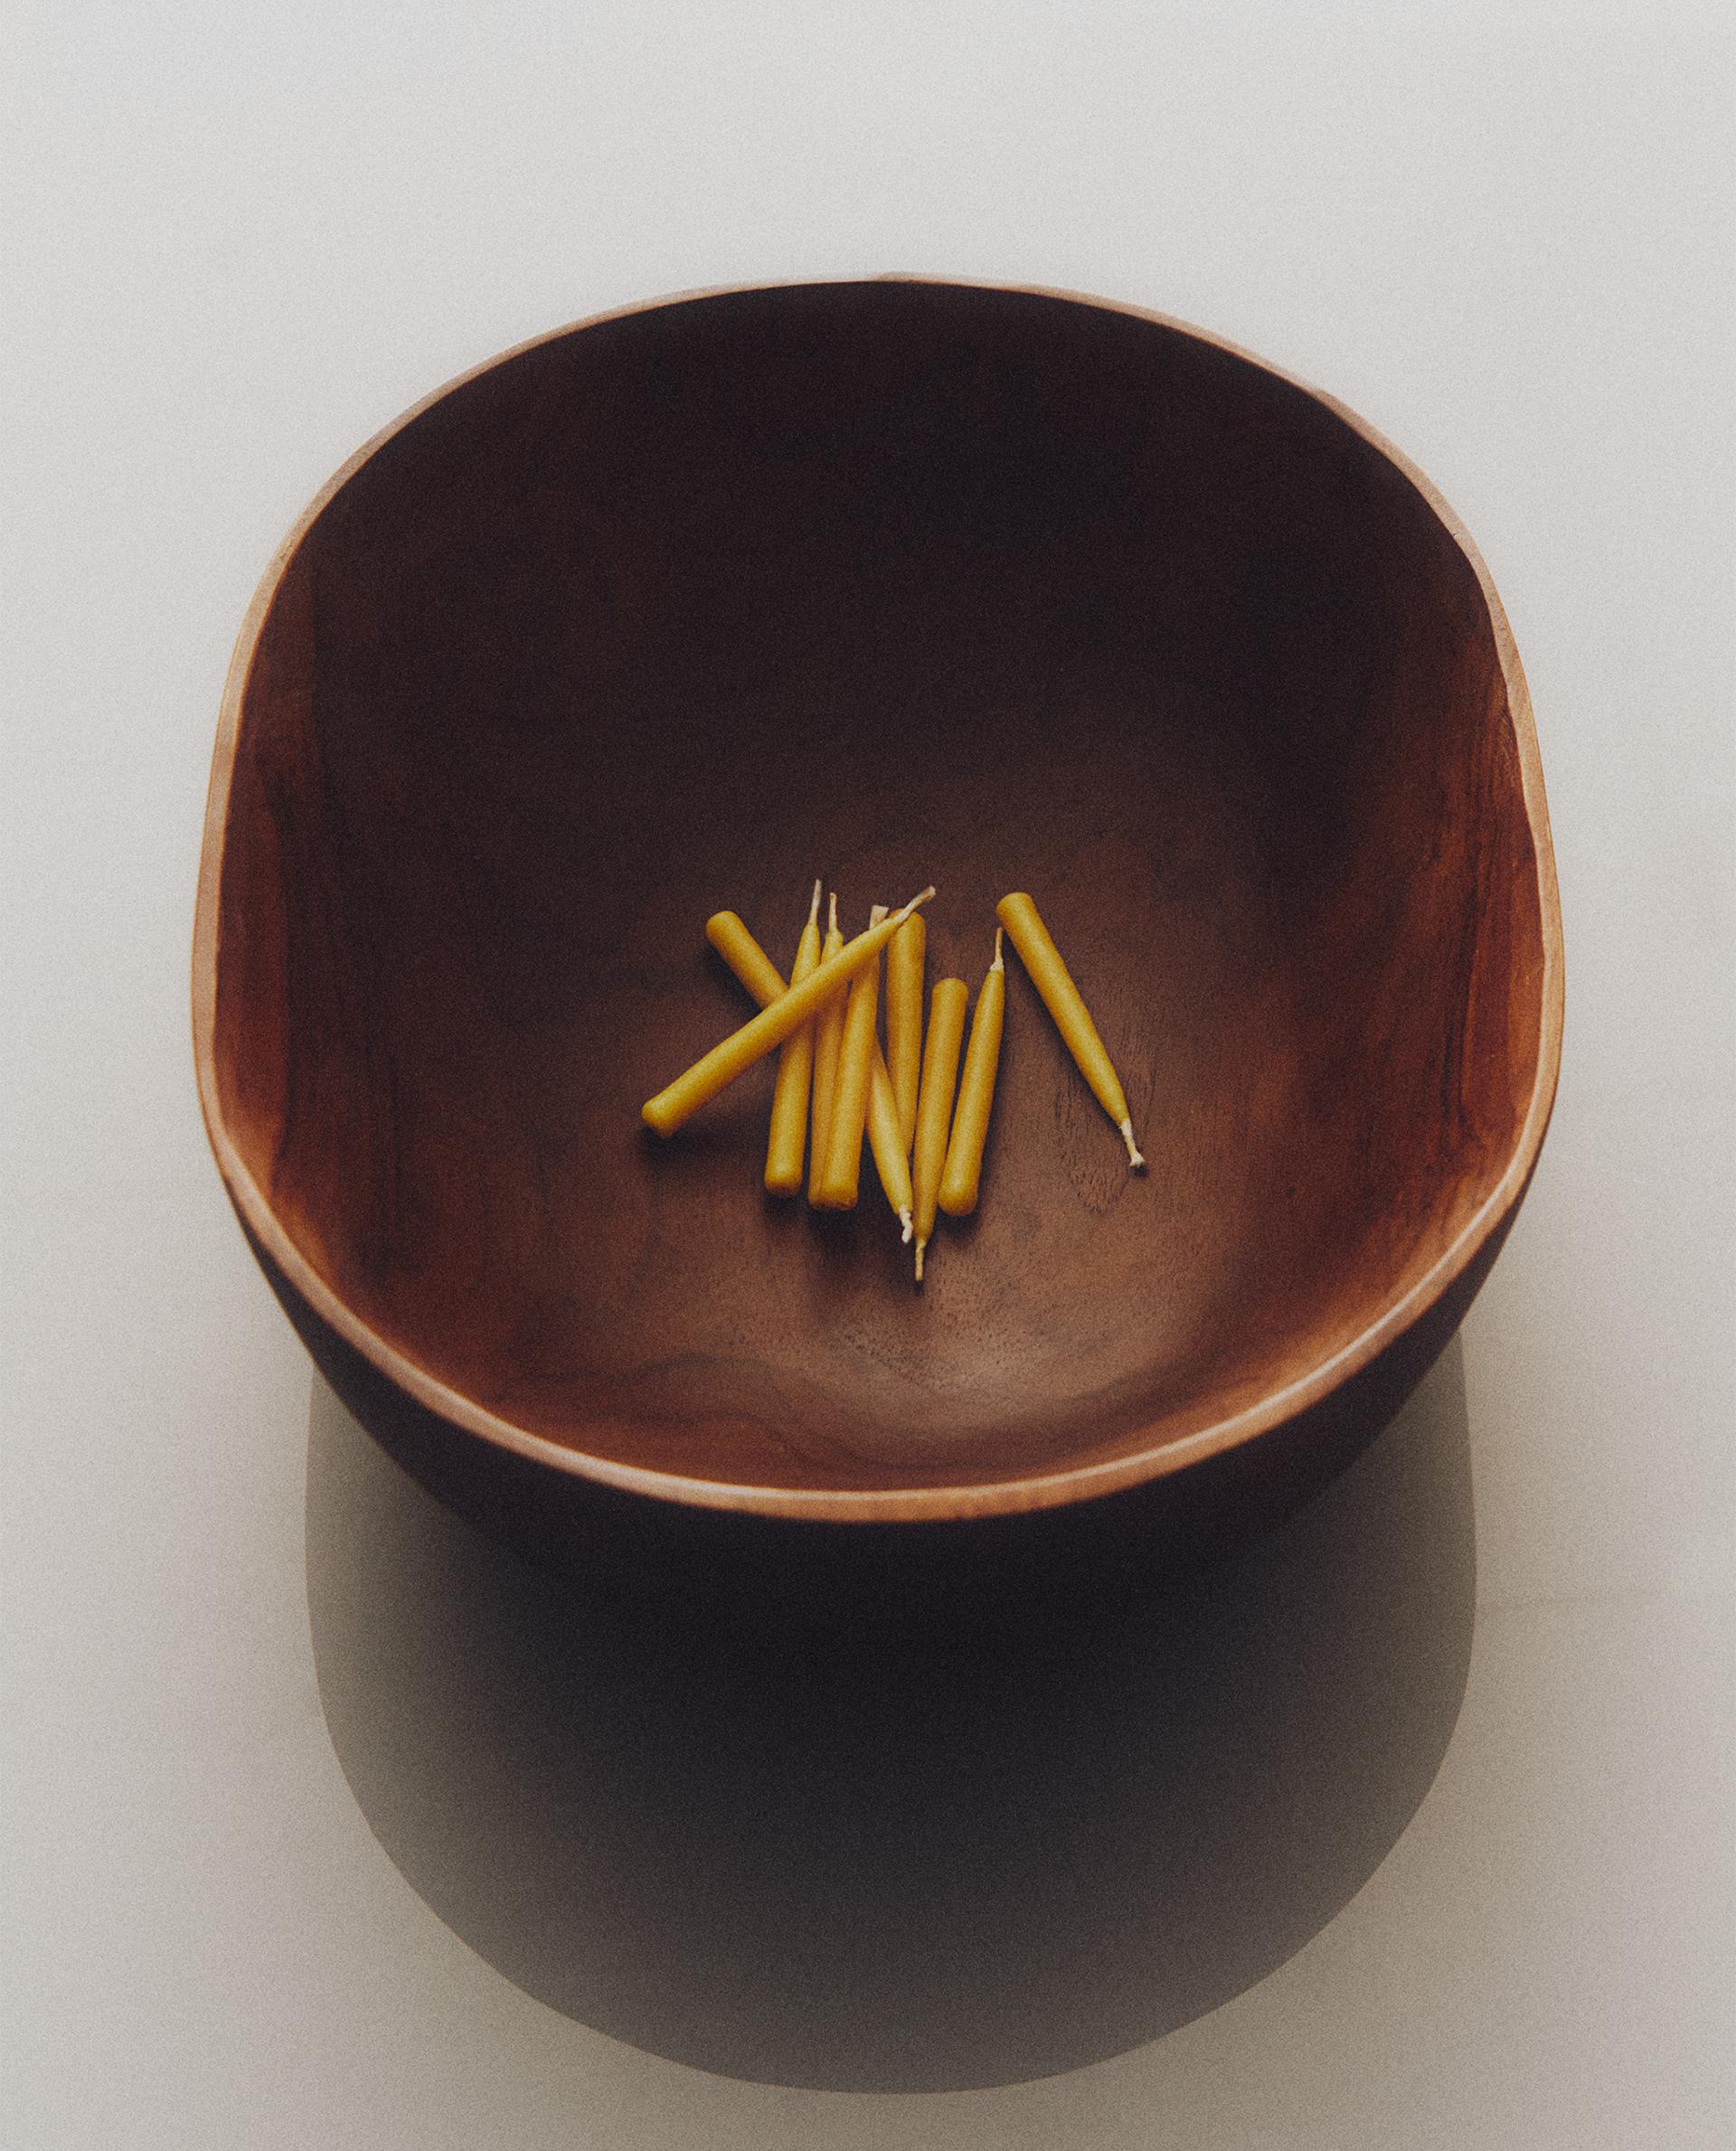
left=207, top=281, right=1547, bottom=1497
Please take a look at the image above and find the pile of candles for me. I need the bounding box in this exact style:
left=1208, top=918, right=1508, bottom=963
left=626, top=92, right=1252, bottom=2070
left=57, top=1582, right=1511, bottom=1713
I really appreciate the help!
left=642, top=888, right=1145, bottom=1283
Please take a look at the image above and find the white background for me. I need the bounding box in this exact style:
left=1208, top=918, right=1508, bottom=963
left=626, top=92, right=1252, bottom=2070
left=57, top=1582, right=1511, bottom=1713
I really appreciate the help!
left=4, top=3, right=1731, bottom=2144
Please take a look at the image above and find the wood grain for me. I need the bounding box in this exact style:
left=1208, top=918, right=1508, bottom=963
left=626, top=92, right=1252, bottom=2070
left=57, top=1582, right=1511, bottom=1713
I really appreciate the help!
left=193, top=278, right=1561, bottom=1542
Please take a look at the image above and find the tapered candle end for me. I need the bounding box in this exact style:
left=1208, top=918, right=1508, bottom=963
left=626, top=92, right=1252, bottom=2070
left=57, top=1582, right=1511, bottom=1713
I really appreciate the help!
left=991, top=925, right=1004, bottom=972
left=899, top=1207, right=913, bottom=1243
left=895, top=884, right=937, bottom=924
left=808, top=878, right=823, bottom=924
left=1120, top=1118, right=1146, bottom=1170
left=913, top=1238, right=927, bottom=1283
left=827, top=890, right=838, bottom=933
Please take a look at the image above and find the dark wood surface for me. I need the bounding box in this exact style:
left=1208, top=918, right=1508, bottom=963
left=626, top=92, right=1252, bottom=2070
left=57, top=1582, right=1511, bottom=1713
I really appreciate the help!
left=194, top=278, right=1561, bottom=1526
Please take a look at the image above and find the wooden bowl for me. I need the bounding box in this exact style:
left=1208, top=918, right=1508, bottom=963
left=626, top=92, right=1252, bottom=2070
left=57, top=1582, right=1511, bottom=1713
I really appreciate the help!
left=194, top=279, right=1561, bottom=1623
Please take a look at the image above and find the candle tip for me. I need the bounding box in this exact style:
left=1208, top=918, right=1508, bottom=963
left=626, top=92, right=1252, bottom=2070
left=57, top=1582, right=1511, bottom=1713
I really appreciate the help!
left=827, top=890, right=838, bottom=933
left=913, top=1238, right=926, bottom=1282
left=808, top=877, right=823, bottom=923
left=899, top=1207, right=912, bottom=1243
left=1120, top=1118, right=1146, bottom=1169
left=896, top=884, right=937, bottom=923
left=992, top=924, right=1005, bottom=971
left=870, top=902, right=890, bottom=927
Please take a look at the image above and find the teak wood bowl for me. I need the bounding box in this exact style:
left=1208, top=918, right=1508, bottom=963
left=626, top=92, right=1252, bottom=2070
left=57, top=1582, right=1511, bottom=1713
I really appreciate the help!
left=194, top=279, right=1561, bottom=1627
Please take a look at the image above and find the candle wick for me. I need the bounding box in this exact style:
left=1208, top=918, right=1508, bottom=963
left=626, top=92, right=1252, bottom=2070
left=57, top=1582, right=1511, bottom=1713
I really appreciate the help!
left=913, top=1238, right=926, bottom=1282
left=827, top=890, right=838, bottom=934
left=894, top=884, right=937, bottom=925
left=899, top=1206, right=912, bottom=1243
left=1120, top=1118, right=1146, bottom=1170
left=869, top=902, right=890, bottom=927
left=991, top=925, right=1005, bottom=972
left=808, top=878, right=822, bottom=925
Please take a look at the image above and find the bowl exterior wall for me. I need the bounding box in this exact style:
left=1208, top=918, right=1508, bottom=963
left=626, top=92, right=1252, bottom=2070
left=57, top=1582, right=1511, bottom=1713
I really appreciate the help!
left=250, top=1205, right=1510, bottom=1637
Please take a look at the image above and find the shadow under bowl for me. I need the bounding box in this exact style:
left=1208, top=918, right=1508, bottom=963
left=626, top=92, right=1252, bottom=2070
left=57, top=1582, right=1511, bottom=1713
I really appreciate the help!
left=194, top=278, right=1561, bottom=1623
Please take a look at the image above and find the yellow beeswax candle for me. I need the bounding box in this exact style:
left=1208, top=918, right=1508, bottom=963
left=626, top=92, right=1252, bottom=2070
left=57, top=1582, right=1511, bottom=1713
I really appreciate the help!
left=704, top=909, right=786, bottom=1005
left=708, top=908, right=912, bottom=1237
left=937, top=929, right=1005, bottom=1218
left=885, top=912, right=926, bottom=1154
left=863, top=1011, right=915, bottom=1240
left=642, top=889, right=933, bottom=1135
left=910, top=976, right=969, bottom=1281
left=764, top=881, right=823, bottom=1193
left=995, top=891, right=1145, bottom=1168
left=807, top=893, right=846, bottom=1196
left=811, top=905, right=887, bottom=1210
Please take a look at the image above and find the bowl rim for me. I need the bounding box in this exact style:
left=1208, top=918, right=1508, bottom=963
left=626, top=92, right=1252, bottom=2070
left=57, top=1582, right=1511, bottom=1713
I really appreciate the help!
left=191, top=274, right=1565, bottom=1524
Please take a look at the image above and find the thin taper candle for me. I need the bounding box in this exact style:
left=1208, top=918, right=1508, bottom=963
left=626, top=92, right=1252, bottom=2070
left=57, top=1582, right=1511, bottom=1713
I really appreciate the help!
left=812, top=906, right=887, bottom=1210
left=763, top=881, right=823, bottom=1193
left=910, top=976, right=969, bottom=1281
left=863, top=1042, right=915, bottom=1240
left=709, top=908, right=912, bottom=1236
left=704, top=909, right=788, bottom=1011
left=642, top=889, right=933, bottom=1136
left=886, top=912, right=926, bottom=1154
left=995, top=891, right=1144, bottom=1167
left=937, top=929, right=1005, bottom=1218
left=807, top=892, right=846, bottom=1201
